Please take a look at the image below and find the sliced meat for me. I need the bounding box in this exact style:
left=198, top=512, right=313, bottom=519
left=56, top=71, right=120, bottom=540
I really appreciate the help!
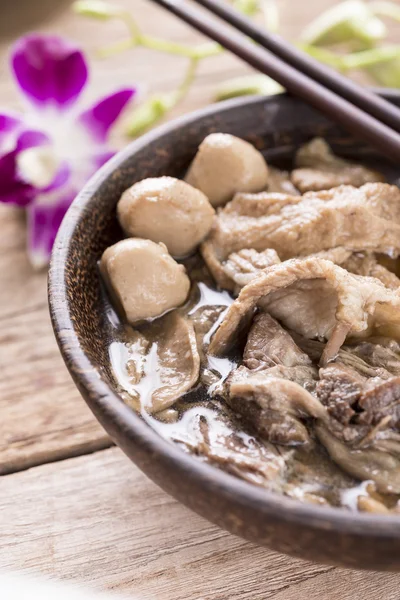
left=222, top=248, right=280, bottom=293
left=311, top=248, right=400, bottom=290
left=221, top=246, right=400, bottom=295
left=291, top=138, right=384, bottom=193
left=185, top=133, right=269, bottom=207
left=228, top=367, right=325, bottom=446
left=267, top=166, right=300, bottom=195
left=202, top=183, right=400, bottom=288
left=209, top=257, right=400, bottom=359
left=311, top=361, right=400, bottom=493
left=358, top=378, right=400, bottom=428
left=377, top=254, right=400, bottom=278
left=227, top=315, right=319, bottom=446
left=224, top=190, right=302, bottom=217
left=316, top=363, right=365, bottom=425
left=284, top=447, right=357, bottom=508
left=117, top=312, right=200, bottom=413
left=243, top=312, right=313, bottom=370
left=166, top=404, right=286, bottom=488
left=347, top=339, right=400, bottom=376
left=357, top=495, right=393, bottom=514
left=292, top=333, right=396, bottom=380
left=315, top=423, right=400, bottom=494
left=341, top=252, right=400, bottom=290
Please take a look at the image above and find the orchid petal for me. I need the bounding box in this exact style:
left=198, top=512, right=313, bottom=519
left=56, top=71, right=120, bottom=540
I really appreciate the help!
left=92, top=150, right=115, bottom=169
left=0, top=113, right=22, bottom=149
left=0, top=129, right=50, bottom=207
left=42, top=162, right=71, bottom=192
left=17, top=129, right=49, bottom=151
left=27, top=190, right=76, bottom=269
left=78, top=88, right=135, bottom=142
left=11, top=35, right=88, bottom=110
left=0, top=151, right=36, bottom=206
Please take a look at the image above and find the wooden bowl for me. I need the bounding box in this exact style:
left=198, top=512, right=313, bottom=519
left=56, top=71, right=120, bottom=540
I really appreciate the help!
left=49, top=92, right=400, bottom=571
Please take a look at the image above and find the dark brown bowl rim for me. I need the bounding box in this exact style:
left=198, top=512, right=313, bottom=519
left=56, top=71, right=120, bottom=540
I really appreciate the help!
left=49, top=91, right=400, bottom=539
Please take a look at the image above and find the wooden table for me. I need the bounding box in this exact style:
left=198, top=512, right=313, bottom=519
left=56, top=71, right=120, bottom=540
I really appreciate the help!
left=1, top=0, right=400, bottom=597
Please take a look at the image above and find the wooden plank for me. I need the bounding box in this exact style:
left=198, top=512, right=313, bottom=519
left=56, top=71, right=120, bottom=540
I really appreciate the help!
left=0, top=204, right=111, bottom=474
left=270, top=568, right=400, bottom=600
left=1, top=448, right=399, bottom=599
left=0, top=447, right=332, bottom=599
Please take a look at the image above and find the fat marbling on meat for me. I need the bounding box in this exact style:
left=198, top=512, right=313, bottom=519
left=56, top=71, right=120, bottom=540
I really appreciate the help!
left=201, top=183, right=400, bottom=289
left=291, top=137, right=384, bottom=193
left=222, top=248, right=281, bottom=293
left=227, top=313, right=320, bottom=446
left=310, top=248, right=400, bottom=290
left=208, top=256, right=400, bottom=361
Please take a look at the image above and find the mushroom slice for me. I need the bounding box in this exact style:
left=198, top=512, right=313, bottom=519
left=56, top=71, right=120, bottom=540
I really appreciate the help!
left=267, top=166, right=300, bottom=195
left=202, top=183, right=400, bottom=289
left=291, top=137, right=384, bottom=193
left=185, top=133, right=269, bottom=207
left=167, top=404, right=286, bottom=488
left=228, top=367, right=326, bottom=446
left=117, top=313, right=200, bottom=414
left=208, top=257, right=400, bottom=357
left=100, top=238, right=190, bottom=325
left=117, top=177, right=215, bottom=258
left=315, top=423, right=400, bottom=494
left=222, top=248, right=281, bottom=293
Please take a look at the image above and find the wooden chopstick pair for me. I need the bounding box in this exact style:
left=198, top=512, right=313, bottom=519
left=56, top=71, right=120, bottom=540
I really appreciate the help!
left=149, top=0, right=400, bottom=162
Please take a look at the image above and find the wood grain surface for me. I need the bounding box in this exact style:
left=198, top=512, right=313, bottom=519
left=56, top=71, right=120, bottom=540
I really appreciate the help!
left=2, top=447, right=400, bottom=599
left=0, top=0, right=399, bottom=596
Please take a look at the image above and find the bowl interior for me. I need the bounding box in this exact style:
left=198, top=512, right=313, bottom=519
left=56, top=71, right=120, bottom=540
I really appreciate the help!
left=50, top=93, right=400, bottom=540
left=64, top=93, right=400, bottom=393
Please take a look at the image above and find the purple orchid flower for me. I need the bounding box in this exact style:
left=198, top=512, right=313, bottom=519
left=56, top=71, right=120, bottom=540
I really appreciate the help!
left=1, top=35, right=136, bottom=268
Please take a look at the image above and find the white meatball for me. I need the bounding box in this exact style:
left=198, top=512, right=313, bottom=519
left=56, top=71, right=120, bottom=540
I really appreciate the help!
left=100, top=238, right=190, bottom=324
left=185, top=133, right=269, bottom=207
left=117, top=177, right=215, bottom=258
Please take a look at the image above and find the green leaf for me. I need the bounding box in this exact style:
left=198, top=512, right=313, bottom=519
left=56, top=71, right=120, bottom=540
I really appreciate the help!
left=233, top=0, right=259, bottom=16
left=301, top=44, right=347, bottom=70
left=215, top=74, right=283, bottom=101
left=370, top=1, right=400, bottom=22
left=126, top=94, right=177, bottom=137
left=192, top=42, right=222, bottom=59
left=72, top=0, right=123, bottom=19
left=343, top=46, right=400, bottom=87
left=342, top=45, right=400, bottom=68
left=367, top=55, right=400, bottom=87
left=260, top=0, right=279, bottom=32
left=300, top=0, right=386, bottom=49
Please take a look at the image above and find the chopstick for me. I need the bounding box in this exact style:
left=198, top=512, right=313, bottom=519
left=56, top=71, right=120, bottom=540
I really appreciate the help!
left=192, top=0, right=400, bottom=133
left=149, top=0, right=400, bottom=163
